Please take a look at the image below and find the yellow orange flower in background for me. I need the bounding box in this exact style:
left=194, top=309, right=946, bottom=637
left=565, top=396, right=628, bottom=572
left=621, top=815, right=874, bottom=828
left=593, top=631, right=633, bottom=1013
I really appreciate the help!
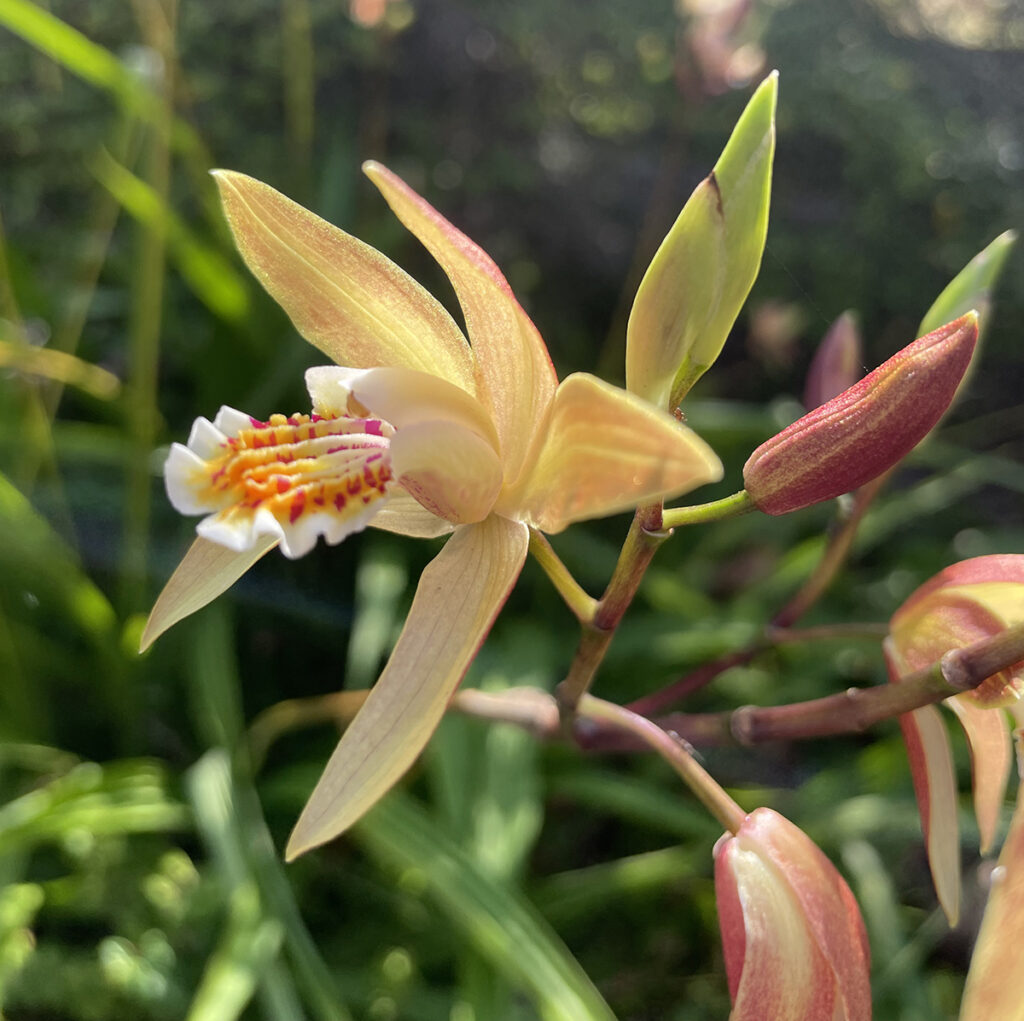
left=886, top=554, right=1024, bottom=923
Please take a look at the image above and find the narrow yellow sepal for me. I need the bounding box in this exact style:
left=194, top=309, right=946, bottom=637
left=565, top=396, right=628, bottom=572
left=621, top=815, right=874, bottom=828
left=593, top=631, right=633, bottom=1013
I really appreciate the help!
left=285, top=515, right=529, bottom=858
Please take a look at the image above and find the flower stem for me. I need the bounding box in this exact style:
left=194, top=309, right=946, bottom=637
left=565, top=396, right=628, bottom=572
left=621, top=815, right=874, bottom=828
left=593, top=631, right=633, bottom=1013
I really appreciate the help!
left=248, top=686, right=563, bottom=772
left=661, top=489, right=755, bottom=529
left=677, top=622, right=1024, bottom=747
left=626, top=646, right=766, bottom=717
left=558, top=504, right=670, bottom=711
left=528, top=529, right=599, bottom=623
left=766, top=622, right=889, bottom=643
left=576, top=694, right=746, bottom=833
left=627, top=621, right=887, bottom=717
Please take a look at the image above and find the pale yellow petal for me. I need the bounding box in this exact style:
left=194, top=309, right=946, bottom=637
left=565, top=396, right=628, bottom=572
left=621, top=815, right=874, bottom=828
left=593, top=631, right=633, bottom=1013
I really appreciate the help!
left=363, top=161, right=557, bottom=484
left=946, top=697, right=1012, bottom=855
left=306, top=365, right=498, bottom=448
left=140, top=535, right=277, bottom=651
left=900, top=705, right=961, bottom=925
left=506, top=373, right=723, bottom=534
left=369, top=488, right=455, bottom=538
left=285, top=515, right=529, bottom=858
left=212, top=170, right=475, bottom=391
left=961, top=782, right=1024, bottom=1021
left=390, top=421, right=504, bottom=525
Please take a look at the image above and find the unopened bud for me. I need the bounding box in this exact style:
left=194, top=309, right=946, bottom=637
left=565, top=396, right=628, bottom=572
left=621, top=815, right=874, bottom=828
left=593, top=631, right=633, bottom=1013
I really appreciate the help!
left=743, top=312, right=978, bottom=515
left=803, top=311, right=863, bottom=410
left=714, top=807, right=871, bottom=1021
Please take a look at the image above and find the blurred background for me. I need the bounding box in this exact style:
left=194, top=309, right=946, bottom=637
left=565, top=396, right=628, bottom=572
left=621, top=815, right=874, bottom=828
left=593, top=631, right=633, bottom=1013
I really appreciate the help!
left=1, top=0, right=1023, bottom=1018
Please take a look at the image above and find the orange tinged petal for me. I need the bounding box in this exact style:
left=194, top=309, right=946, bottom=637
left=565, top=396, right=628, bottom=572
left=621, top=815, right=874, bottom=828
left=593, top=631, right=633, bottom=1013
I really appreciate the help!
left=507, top=373, right=722, bottom=533
left=369, top=488, right=454, bottom=539
left=898, top=703, right=961, bottom=925
left=718, top=839, right=834, bottom=1020
left=306, top=365, right=499, bottom=449
left=140, top=535, right=277, bottom=652
left=890, top=555, right=1024, bottom=707
left=285, top=515, right=529, bottom=858
left=212, top=170, right=475, bottom=391
left=960, top=777, right=1024, bottom=1021
left=363, top=161, right=557, bottom=484
left=946, top=697, right=1012, bottom=855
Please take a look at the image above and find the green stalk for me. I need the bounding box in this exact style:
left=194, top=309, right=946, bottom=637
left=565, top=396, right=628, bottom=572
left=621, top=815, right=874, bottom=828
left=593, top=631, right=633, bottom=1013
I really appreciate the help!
left=528, top=529, right=598, bottom=623
left=557, top=504, right=670, bottom=711
left=661, top=488, right=755, bottom=528
left=280, top=0, right=315, bottom=201
left=120, top=0, right=175, bottom=611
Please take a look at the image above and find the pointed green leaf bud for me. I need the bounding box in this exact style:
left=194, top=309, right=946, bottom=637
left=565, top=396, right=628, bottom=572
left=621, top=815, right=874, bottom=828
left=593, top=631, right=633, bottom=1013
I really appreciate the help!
left=918, top=230, right=1016, bottom=338
left=743, top=312, right=978, bottom=515
left=918, top=230, right=1017, bottom=414
left=626, top=72, right=777, bottom=410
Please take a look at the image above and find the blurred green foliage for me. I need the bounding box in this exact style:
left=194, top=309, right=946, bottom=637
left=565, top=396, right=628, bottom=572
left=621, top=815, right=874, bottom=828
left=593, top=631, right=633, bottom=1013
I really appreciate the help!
left=0, top=0, right=1022, bottom=1017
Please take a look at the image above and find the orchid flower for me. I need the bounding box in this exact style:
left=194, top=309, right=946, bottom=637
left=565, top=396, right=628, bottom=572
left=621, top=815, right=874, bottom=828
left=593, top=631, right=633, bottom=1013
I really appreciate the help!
left=714, top=807, right=871, bottom=1021
left=886, top=554, right=1024, bottom=924
left=141, top=163, right=723, bottom=857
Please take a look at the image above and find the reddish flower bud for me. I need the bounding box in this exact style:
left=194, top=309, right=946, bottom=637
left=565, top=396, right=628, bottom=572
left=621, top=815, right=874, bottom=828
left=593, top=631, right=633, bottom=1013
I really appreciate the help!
left=743, top=312, right=978, bottom=515
left=803, top=311, right=863, bottom=410
left=714, top=807, right=871, bottom=1021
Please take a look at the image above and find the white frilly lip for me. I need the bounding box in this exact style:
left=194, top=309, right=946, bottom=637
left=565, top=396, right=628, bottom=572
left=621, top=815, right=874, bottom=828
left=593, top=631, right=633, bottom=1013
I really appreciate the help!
left=163, top=401, right=396, bottom=559
left=164, top=441, right=216, bottom=515
left=198, top=498, right=387, bottom=560
left=167, top=406, right=258, bottom=514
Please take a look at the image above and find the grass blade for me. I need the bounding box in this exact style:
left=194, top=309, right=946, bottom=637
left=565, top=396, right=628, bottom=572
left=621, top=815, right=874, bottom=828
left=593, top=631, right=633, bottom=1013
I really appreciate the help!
left=355, top=792, right=619, bottom=1021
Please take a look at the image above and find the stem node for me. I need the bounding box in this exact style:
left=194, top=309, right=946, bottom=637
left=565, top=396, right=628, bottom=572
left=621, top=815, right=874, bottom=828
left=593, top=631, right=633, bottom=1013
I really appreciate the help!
left=730, top=705, right=757, bottom=746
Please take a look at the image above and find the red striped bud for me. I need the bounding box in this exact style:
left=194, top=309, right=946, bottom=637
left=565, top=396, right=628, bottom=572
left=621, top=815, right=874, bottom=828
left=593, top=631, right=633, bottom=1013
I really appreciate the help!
left=743, top=312, right=978, bottom=515
left=715, top=808, right=871, bottom=1021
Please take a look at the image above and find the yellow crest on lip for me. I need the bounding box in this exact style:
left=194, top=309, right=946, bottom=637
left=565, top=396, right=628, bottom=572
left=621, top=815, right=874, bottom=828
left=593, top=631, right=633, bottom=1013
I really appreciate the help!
left=165, top=410, right=395, bottom=558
